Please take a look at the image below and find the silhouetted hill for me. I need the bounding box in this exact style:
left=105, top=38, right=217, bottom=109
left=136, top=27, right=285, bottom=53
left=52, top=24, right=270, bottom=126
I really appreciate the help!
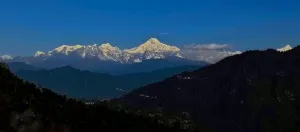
left=120, top=46, right=300, bottom=132
left=15, top=65, right=201, bottom=99
left=0, top=62, right=197, bottom=132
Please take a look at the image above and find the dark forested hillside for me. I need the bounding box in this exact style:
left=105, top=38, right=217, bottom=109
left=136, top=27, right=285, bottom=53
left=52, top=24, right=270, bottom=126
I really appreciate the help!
left=120, top=47, right=300, bottom=132
left=15, top=65, right=201, bottom=98
left=0, top=62, right=199, bottom=132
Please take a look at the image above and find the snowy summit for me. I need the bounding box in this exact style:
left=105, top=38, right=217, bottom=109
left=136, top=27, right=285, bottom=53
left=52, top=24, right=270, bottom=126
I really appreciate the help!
left=124, top=38, right=180, bottom=54
left=277, top=45, right=292, bottom=52
left=34, top=51, right=46, bottom=57
left=123, top=38, right=183, bottom=61
left=0, top=55, right=13, bottom=60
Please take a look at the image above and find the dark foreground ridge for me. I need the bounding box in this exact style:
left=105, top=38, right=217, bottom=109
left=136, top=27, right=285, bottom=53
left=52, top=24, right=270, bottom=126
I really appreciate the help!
left=120, top=47, right=300, bottom=132
left=0, top=63, right=199, bottom=132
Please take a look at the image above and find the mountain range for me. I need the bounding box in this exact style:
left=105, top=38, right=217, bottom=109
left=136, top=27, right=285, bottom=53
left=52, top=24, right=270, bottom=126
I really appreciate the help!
left=119, top=45, right=300, bottom=131
left=13, top=64, right=201, bottom=99
left=0, top=39, right=292, bottom=65
left=1, top=38, right=292, bottom=75
left=1, top=38, right=240, bottom=63
left=32, top=38, right=183, bottom=64
left=0, top=38, right=244, bottom=74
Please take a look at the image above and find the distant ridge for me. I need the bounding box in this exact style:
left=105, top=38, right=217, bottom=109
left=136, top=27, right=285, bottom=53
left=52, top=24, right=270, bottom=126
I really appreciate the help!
left=15, top=65, right=202, bottom=98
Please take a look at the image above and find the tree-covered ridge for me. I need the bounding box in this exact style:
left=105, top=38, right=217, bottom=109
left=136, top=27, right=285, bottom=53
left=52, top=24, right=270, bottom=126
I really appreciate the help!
left=14, top=65, right=201, bottom=98
left=0, top=63, right=198, bottom=132
left=121, top=47, right=300, bottom=132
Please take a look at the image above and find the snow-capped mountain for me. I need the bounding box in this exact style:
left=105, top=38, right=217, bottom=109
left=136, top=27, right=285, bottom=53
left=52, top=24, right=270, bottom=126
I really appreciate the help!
left=277, top=45, right=292, bottom=52
left=34, top=38, right=183, bottom=63
left=0, top=55, right=13, bottom=60
left=124, top=38, right=181, bottom=55
left=3, top=39, right=296, bottom=74
left=34, top=51, right=46, bottom=57
left=41, top=43, right=125, bottom=62
left=123, top=38, right=182, bottom=63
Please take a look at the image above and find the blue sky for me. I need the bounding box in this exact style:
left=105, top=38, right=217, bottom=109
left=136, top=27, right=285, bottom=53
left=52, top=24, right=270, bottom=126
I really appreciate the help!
left=0, top=0, right=299, bottom=56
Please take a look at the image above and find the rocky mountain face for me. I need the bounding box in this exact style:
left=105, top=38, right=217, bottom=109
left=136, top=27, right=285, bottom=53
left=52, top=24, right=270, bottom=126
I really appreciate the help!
left=120, top=46, right=300, bottom=132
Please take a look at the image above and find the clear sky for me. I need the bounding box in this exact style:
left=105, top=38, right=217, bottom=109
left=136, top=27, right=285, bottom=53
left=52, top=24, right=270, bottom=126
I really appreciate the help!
left=0, top=0, right=299, bottom=56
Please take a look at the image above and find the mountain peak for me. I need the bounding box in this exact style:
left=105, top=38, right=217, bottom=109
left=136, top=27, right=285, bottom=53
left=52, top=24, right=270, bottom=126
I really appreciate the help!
left=34, top=51, right=46, bottom=57
left=99, top=43, right=121, bottom=53
left=124, top=38, right=180, bottom=54
left=277, top=45, right=292, bottom=52
left=122, top=38, right=182, bottom=61
left=100, top=43, right=113, bottom=48
left=54, top=45, right=85, bottom=51
left=146, top=38, right=160, bottom=44
left=0, top=55, right=13, bottom=60
left=52, top=45, right=85, bottom=55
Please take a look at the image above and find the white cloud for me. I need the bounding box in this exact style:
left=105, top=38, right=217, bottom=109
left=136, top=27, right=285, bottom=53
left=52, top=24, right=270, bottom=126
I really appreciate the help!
left=184, top=43, right=231, bottom=50
left=181, top=44, right=241, bottom=63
